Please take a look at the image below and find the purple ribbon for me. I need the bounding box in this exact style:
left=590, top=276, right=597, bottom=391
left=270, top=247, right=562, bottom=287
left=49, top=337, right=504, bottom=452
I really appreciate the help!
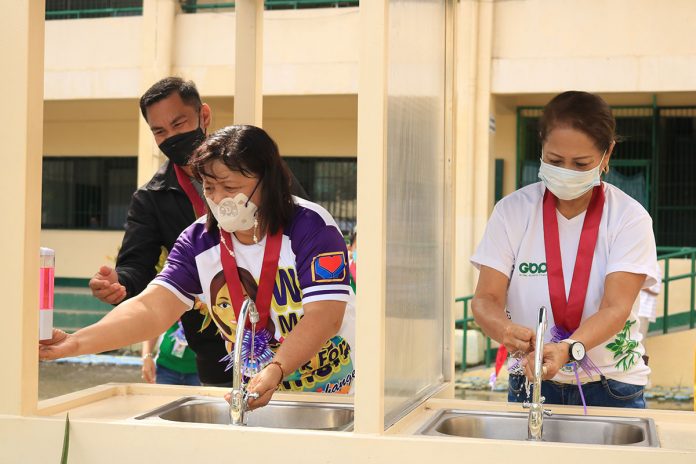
left=219, top=327, right=275, bottom=378
left=550, top=325, right=603, bottom=415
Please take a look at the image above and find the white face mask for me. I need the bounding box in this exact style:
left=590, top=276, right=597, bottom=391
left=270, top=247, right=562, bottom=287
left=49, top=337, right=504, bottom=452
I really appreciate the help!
left=206, top=193, right=258, bottom=233
left=538, top=151, right=606, bottom=200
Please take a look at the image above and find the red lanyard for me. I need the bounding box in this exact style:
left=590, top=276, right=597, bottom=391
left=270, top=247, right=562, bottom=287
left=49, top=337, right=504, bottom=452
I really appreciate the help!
left=542, top=185, right=605, bottom=332
left=219, top=229, right=283, bottom=330
left=174, top=164, right=206, bottom=218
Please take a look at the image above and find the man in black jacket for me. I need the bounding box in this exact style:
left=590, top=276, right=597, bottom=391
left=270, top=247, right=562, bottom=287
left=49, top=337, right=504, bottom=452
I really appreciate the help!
left=88, top=77, right=306, bottom=386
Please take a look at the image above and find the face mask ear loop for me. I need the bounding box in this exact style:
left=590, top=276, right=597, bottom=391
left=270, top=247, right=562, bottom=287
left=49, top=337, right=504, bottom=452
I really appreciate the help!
left=598, top=150, right=608, bottom=178
left=244, top=179, right=262, bottom=207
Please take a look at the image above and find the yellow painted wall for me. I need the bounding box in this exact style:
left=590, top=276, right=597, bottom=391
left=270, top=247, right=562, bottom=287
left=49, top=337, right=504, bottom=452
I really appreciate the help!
left=44, top=17, right=142, bottom=99
left=492, top=0, right=696, bottom=93
left=40, top=230, right=125, bottom=279
left=644, top=329, right=696, bottom=387
left=207, top=95, right=358, bottom=156
left=44, top=100, right=138, bottom=156
left=44, top=8, right=359, bottom=101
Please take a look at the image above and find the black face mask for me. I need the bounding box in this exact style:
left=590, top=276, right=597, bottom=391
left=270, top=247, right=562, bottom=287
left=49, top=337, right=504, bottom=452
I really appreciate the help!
left=158, top=127, right=206, bottom=166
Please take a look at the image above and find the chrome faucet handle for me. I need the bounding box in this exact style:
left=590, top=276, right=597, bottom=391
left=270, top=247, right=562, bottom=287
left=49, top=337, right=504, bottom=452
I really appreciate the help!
left=526, top=306, right=549, bottom=441
left=248, top=299, right=260, bottom=324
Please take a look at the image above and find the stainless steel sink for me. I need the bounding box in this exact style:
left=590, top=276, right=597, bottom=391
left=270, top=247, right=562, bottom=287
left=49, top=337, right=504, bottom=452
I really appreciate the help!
left=135, top=396, right=354, bottom=431
left=416, top=410, right=659, bottom=447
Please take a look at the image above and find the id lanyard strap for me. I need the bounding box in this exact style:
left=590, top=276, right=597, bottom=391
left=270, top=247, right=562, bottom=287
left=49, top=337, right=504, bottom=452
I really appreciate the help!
left=219, top=228, right=283, bottom=330
left=174, top=164, right=206, bottom=218
left=542, top=185, right=605, bottom=332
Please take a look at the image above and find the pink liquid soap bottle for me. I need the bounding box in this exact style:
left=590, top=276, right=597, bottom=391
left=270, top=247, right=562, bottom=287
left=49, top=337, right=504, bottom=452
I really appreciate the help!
left=39, top=247, right=55, bottom=340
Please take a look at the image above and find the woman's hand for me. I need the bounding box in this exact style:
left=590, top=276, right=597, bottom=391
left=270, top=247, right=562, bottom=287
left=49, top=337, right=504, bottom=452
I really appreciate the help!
left=502, top=323, right=536, bottom=357
left=522, top=342, right=570, bottom=382
left=224, top=362, right=283, bottom=410
left=246, top=362, right=283, bottom=410
left=39, top=329, right=78, bottom=361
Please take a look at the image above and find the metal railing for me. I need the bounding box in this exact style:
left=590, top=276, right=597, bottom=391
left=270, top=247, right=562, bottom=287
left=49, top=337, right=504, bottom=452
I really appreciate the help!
left=454, top=295, right=495, bottom=371
left=655, top=246, right=696, bottom=333
left=46, top=6, right=143, bottom=19
left=45, top=1, right=358, bottom=19
left=180, top=1, right=358, bottom=13
left=455, top=246, right=696, bottom=372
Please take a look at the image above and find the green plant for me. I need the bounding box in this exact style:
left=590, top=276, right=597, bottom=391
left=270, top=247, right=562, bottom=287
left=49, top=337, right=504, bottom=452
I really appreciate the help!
left=60, top=413, right=70, bottom=463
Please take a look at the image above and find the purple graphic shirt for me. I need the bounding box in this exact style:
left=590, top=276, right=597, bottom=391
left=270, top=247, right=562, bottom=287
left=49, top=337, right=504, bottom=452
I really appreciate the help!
left=152, top=197, right=356, bottom=393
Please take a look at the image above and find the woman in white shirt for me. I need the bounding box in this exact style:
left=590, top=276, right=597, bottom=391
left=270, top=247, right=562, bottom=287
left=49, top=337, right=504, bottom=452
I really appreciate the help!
left=471, top=91, right=658, bottom=408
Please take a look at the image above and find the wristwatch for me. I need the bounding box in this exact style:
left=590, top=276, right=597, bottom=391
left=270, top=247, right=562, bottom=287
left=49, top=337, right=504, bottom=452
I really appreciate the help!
left=561, top=339, right=586, bottom=362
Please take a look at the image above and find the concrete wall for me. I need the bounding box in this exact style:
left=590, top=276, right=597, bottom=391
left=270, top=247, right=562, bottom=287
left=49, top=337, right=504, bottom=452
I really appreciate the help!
left=40, top=230, right=125, bottom=279
left=491, top=0, right=696, bottom=94
left=644, top=328, right=696, bottom=387
left=44, top=8, right=359, bottom=100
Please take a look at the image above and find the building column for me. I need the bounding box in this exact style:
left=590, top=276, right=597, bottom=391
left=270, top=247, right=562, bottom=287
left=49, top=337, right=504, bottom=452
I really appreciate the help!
left=137, top=0, right=178, bottom=186
left=234, top=0, right=264, bottom=126
left=454, top=0, right=495, bottom=297
left=0, top=0, right=45, bottom=415
left=354, top=0, right=388, bottom=434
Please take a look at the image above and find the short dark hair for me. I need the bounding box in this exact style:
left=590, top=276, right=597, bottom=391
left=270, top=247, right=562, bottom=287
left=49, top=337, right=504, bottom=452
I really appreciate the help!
left=139, top=77, right=202, bottom=121
left=539, top=91, right=616, bottom=152
left=190, top=125, right=295, bottom=235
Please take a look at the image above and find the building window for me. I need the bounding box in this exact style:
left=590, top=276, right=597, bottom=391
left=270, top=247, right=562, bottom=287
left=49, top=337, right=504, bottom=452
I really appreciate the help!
left=42, top=157, right=137, bottom=230
left=45, top=0, right=143, bottom=20
left=284, top=157, right=357, bottom=236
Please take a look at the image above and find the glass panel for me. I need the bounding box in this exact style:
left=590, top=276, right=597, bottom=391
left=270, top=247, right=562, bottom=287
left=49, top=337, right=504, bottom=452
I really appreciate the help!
left=384, top=0, right=447, bottom=427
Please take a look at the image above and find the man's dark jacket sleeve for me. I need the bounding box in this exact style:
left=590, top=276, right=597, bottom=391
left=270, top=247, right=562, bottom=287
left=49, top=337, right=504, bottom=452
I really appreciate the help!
left=115, top=189, right=166, bottom=299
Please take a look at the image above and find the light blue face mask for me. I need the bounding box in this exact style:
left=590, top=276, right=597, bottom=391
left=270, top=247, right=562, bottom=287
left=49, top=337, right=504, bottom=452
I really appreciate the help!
left=538, top=151, right=606, bottom=200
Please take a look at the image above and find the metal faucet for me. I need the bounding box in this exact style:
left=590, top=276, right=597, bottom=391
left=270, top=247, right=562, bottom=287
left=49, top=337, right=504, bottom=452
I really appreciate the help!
left=523, top=306, right=552, bottom=441
left=229, top=298, right=261, bottom=426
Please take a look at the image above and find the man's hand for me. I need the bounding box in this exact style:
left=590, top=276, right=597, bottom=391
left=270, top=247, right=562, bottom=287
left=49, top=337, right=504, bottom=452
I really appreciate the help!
left=39, top=329, right=79, bottom=361
left=89, top=265, right=126, bottom=304
left=141, top=356, right=156, bottom=384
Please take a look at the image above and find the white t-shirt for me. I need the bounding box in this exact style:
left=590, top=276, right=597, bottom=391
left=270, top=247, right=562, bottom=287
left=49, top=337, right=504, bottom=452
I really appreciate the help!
left=471, top=182, right=659, bottom=386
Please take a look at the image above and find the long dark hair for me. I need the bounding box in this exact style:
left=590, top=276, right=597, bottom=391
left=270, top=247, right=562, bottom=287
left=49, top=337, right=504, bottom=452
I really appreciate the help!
left=190, top=125, right=295, bottom=235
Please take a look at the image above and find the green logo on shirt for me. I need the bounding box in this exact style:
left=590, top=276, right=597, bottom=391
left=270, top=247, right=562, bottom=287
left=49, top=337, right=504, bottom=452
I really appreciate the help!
left=518, top=262, right=547, bottom=276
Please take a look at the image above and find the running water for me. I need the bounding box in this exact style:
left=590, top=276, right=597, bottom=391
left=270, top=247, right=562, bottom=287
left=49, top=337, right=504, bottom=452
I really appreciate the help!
left=507, top=350, right=533, bottom=401
left=525, top=377, right=531, bottom=399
